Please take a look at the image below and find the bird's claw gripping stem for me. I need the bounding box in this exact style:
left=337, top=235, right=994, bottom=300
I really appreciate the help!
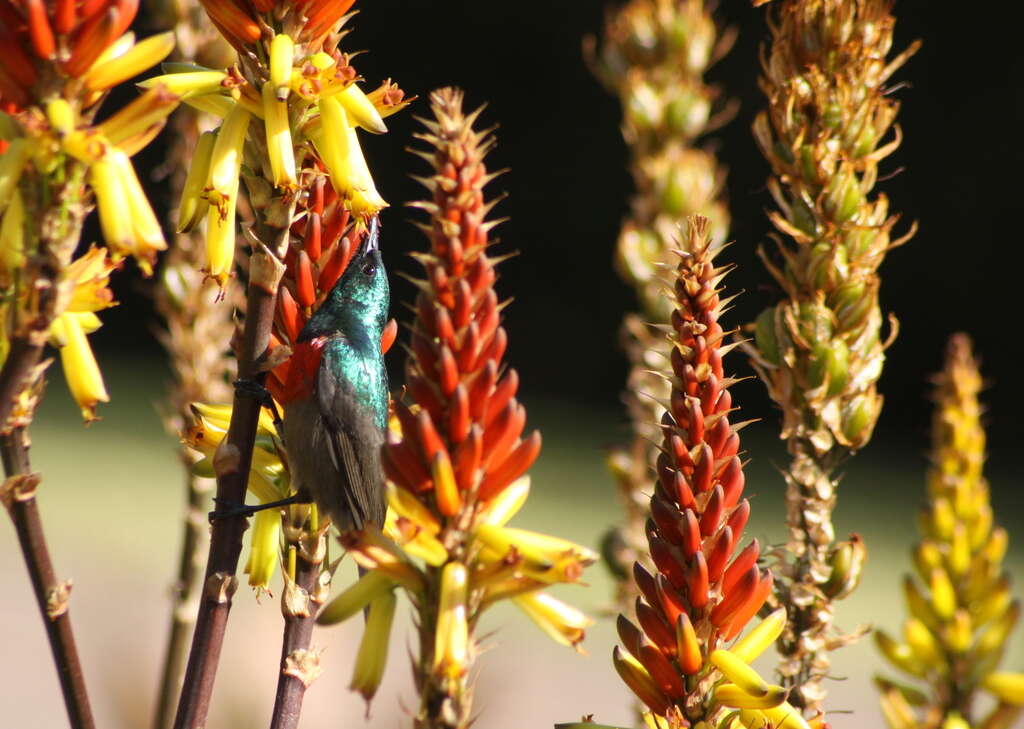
left=233, top=377, right=285, bottom=439
left=208, top=493, right=312, bottom=523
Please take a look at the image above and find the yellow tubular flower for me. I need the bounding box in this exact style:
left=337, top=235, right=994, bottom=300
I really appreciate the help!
left=116, top=122, right=167, bottom=158
left=731, top=609, right=788, bottom=664
left=337, top=123, right=387, bottom=217
left=206, top=105, right=250, bottom=212
left=759, top=703, right=812, bottom=729
left=710, top=650, right=772, bottom=697
left=110, top=148, right=167, bottom=274
left=336, top=84, right=387, bottom=134
left=713, top=684, right=788, bottom=711
left=386, top=482, right=442, bottom=535
left=89, top=156, right=135, bottom=257
left=139, top=70, right=228, bottom=98
left=261, top=82, right=296, bottom=189
left=982, top=673, right=1024, bottom=706
left=513, top=592, right=593, bottom=651
left=205, top=190, right=238, bottom=288
left=177, top=131, right=217, bottom=233
left=246, top=509, right=282, bottom=590
left=0, top=188, right=26, bottom=276
left=45, top=99, right=75, bottom=137
left=90, top=31, right=136, bottom=68
left=0, top=138, right=32, bottom=214
left=82, top=32, right=177, bottom=92
left=473, top=524, right=597, bottom=569
left=312, top=96, right=387, bottom=217
left=318, top=571, right=395, bottom=625
left=50, top=314, right=110, bottom=423
left=97, top=87, right=181, bottom=146
left=269, top=34, right=294, bottom=99
left=434, top=562, right=469, bottom=679
left=350, top=591, right=397, bottom=703
left=182, top=94, right=236, bottom=119
left=311, top=95, right=351, bottom=189
left=478, top=476, right=530, bottom=527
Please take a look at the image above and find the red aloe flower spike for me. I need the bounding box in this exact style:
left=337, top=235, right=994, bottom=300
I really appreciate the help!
left=614, top=216, right=776, bottom=726
left=334, top=87, right=594, bottom=729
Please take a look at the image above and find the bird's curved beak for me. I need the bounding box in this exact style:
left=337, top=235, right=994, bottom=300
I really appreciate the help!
left=364, top=216, right=380, bottom=253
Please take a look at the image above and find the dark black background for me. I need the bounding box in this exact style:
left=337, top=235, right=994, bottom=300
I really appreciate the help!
left=104, top=2, right=1021, bottom=460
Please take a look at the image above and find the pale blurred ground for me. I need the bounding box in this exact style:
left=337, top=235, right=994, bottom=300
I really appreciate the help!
left=1, top=358, right=1022, bottom=729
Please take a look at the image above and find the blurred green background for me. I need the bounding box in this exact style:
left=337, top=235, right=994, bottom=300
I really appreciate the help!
left=1, top=358, right=1021, bottom=728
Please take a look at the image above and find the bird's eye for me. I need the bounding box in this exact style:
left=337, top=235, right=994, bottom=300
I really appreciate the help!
left=362, top=263, right=377, bottom=276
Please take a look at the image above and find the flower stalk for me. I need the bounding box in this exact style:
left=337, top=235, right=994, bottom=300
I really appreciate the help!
left=148, top=4, right=237, bottom=728
left=875, top=334, right=1024, bottom=729
left=162, top=3, right=407, bottom=727
left=610, top=216, right=805, bottom=729
left=1, top=428, right=94, bottom=729
left=1, top=3, right=179, bottom=726
left=588, top=0, right=733, bottom=617
left=747, top=0, right=918, bottom=712
left=316, top=88, right=594, bottom=729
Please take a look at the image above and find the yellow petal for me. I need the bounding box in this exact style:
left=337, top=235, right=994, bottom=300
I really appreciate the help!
left=83, top=32, right=176, bottom=92
left=245, top=509, right=281, bottom=589
left=0, top=187, right=26, bottom=275
left=318, top=570, right=394, bottom=625
left=349, top=591, right=397, bottom=703
left=513, top=592, right=592, bottom=651
left=56, top=314, right=110, bottom=422
left=433, top=562, right=470, bottom=678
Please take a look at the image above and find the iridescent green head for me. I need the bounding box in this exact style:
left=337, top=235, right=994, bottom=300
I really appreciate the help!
left=300, top=217, right=389, bottom=347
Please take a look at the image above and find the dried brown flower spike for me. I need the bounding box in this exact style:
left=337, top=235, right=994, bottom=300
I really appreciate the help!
left=748, top=0, right=919, bottom=714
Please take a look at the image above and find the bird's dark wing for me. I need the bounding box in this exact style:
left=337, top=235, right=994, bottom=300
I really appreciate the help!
left=315, top=361, right=386, bottom=531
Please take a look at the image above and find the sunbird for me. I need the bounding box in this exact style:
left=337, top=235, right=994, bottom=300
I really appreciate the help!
left=280, top=217, right=390, bottom=531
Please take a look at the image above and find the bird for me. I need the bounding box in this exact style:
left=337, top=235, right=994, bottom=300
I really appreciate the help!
left=281, top=217, right=390, bottom=532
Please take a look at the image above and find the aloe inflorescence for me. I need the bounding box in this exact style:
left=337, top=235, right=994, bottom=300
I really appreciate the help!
left=316, top=88, right=595, bottom=729
left=747, top=0, right=919, bottom=712
left=589, top=0, right=734, bottom=622
left=610, top=216, right=816, bottom=729
left=1, top=3, right=183, bottom=727
left=875, top=334, right=1024, bottom=729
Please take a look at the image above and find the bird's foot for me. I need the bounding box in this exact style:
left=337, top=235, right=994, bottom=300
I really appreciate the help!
left=233, top=378, right=284, bottom=435
left=208, top=493, right=312, bottom=522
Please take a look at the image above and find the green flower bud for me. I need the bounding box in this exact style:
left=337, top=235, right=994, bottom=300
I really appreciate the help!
left=665, top=88, right=711, bottom=138
left=824, top=166, right=864, bottom=223
left=840, top=392, right=878, bottom=446
left=797, top=301, right=834, bottom=343
left=829, top=280, right=872, bottom=332
left=625, top=80, right=664, bottom=130
left=755, top=307, right=782, bottom=366
left=824, top=340, right=850, bottom=397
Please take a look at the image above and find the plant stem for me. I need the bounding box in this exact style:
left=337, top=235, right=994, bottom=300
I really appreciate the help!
left=413, top=569, right=468, bottom=729
left=153, top=468, right=212, bottom=729
left=0, top=339, right=45, bottom=428
left=776, top=442, right=843, bottom=710
left=172, top=248, right=284, bottom=729
left=1, top=427, right=95, bottom=729
left=269, top=549, right=323, bottom=729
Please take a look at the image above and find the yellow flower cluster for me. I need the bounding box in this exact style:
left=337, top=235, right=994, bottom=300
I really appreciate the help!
left=145, top=30, right=408, bottom=286
left=876, top=335, right=1023, bottom=729
left=1, top=29, right=180, bottom=423
left=319, top=476, right=596, bottom=702
left=184, top=402, right=290, bottom=590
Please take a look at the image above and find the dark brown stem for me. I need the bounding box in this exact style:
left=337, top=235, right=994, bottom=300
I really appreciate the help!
left=153, top=467, right=212, bottom=729
left=172, top=249, right=283, bottom=729
left=0, top=339, right=45, bottom=430
left=269, top=551, right=322, bottom=729
left=1, top=427, right=95, bottom=729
